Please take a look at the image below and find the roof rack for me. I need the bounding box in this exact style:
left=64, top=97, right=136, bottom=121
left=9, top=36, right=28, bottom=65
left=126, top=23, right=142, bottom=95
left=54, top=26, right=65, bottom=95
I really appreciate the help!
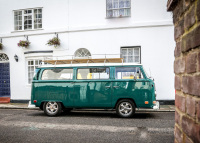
left=44, top=58, right=124, bottom=65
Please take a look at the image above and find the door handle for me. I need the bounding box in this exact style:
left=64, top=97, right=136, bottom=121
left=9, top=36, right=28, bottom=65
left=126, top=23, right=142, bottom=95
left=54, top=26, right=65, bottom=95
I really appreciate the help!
left=113, top=86, right=119, bottom=88
left=105, top=86, right=111, bottom=88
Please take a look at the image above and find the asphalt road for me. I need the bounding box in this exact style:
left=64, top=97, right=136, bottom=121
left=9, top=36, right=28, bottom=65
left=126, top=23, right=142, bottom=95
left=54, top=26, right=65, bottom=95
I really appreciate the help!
left=0, top=109, right=174, bottom=143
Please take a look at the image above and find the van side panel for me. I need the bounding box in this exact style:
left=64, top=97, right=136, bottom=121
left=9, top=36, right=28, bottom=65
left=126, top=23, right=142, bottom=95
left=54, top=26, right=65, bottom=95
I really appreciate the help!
left=73, top=81, right=112, bottom=108
left=32, top=81, right=74, bottom=107
left=111, top=80, right=152, bottom=108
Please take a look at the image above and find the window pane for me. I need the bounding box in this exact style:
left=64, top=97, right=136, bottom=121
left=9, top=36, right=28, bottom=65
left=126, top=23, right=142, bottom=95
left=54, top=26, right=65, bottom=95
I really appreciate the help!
left=124, top=9, right=130, bottom=16
left=107, top=0, right=112, bottom=9
left=113, top=0, right=119, bottom=8
left=128, top=48, right=133, bottom=55
left=41, top=69, right=73, bottom=80
left=28, top=25, right=32, bottom=29
left=34, top=24, right=37, bottom=29
left=28, top=20, right=32, bottom=24
left=14, top=12, right=18, bottom=16
left=107, top=10, right=112, bottom=17
left=77, top=68, right=109, bottom=80
left=134, top=48, right=139, bottom=56
left=119, top=9, right=124, bottom=16
left=134, top=56, right=140, bottom=63
left=115, top=67, right=143, bottom=79
left=119, top=0, right=124, bottom=8
left=125, top=0, right=130, bottom=7
left=38, top=19, right=42, bottom=23
left=121, top=49, right=127, bottom=55
left=38, top=24, right=42, bottom=28
left=128, top=56, right=133, bottom=62
left=19, top=21, right=22, bottom=25
left=38, top=9, right=42, bottom=13
left=112, top=10, right=119, bottom=17
left=38, top=14, right=42, bottom=18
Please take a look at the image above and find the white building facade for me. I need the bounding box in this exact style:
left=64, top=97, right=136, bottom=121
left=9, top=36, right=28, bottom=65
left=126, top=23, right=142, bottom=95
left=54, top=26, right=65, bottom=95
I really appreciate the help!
left=0, top=0, right=175, bottom=102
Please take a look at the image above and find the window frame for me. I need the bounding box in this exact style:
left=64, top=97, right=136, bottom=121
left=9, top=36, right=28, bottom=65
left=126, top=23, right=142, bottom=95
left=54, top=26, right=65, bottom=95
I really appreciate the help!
left=106, top=0, right=131, bottom=18
left=41, top=68, right=74, bottom=81
left=120, top=46, right=141, bottom=64
left=13, top=7, right=43, bottom=31
left=27, top=59, right=43, bottom=84
left=26, top=57, right=51, bottom=85
left=76, top=67, right=110, bottom=80
left=114, top=66, right=144, bottom=80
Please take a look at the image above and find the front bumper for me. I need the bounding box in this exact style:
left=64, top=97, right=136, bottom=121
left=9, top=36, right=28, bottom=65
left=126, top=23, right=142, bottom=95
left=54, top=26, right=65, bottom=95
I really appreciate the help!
left=153, top=101, right=160, bottom=110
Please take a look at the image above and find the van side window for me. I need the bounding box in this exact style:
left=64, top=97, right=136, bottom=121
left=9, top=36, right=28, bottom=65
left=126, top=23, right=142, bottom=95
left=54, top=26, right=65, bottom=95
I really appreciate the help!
left=115, top=67, right=143, bottom=79
left=77, top=68, right=109, bottom=79
left=41, top=69, right=73, bottom=80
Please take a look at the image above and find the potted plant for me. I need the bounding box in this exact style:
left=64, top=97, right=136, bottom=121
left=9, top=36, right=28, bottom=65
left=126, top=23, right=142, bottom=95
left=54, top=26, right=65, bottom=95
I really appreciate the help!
left=46, top=37, right=60, bottom=48
left=18, top=40, right=30, bottom=48
left=0, top=43, right=3, bottom=50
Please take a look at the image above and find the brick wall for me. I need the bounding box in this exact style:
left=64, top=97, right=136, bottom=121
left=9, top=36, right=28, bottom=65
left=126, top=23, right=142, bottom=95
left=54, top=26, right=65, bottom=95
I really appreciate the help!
left=167, top=0, right=200, bottom=142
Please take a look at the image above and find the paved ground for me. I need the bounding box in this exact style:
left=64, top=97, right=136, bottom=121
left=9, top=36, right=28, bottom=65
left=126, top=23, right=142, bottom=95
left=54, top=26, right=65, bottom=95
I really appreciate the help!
left=0, top=109, right=174, bottom=143
left=0, top=103, right=175, bottom=112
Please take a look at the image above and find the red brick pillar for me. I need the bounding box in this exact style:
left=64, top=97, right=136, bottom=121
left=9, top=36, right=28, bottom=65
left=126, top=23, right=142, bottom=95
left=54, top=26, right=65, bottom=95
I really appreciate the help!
left=167, top=0, right=200, bottom=142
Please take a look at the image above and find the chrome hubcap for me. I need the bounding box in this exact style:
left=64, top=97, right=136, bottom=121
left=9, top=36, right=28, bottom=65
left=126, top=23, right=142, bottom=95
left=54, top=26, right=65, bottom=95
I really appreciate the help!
left=46, top=102, right=58, bottom=114
left=119, top=102, right=132, bottom=116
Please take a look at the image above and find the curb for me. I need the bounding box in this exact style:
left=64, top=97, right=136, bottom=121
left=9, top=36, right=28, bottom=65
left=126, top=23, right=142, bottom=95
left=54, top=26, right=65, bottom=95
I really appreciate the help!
left=0, top=107, right=39, bottom=110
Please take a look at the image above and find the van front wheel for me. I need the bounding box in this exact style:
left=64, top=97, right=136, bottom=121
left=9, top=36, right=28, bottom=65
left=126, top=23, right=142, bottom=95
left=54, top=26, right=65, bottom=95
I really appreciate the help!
left=116, top=99, right=135, bottom=118
left=43, top=102, right=62, bottom=116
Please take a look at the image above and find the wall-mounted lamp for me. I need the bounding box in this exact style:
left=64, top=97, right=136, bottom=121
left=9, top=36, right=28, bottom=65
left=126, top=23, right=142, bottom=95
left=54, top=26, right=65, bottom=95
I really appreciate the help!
left=14, top=54, right=18, bottom=62
left=55, top=32, right=58, bottom=38
left=24, top=35, right=28, bottom=41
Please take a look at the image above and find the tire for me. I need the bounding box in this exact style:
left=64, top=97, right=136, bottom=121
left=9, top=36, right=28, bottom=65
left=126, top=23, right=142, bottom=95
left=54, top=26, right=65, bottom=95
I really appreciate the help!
left=116, top=99, right=135, bottom=118
left=43, top=101, right=62, bottom=116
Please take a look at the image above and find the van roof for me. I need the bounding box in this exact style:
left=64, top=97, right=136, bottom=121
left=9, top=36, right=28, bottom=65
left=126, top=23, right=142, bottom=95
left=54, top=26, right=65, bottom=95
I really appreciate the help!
left=41, top=58, right=142, bottom=68
left=40, top=63, right=142, bottom=68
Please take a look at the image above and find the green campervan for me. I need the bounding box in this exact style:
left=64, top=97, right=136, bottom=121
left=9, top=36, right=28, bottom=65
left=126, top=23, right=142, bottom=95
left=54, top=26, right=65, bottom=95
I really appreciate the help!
left=30, top=58, right=159, bottom=118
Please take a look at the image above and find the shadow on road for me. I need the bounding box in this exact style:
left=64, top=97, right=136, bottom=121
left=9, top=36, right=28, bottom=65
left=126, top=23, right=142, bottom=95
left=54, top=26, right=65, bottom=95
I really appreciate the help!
left=28, top=110, right=156, bottom=119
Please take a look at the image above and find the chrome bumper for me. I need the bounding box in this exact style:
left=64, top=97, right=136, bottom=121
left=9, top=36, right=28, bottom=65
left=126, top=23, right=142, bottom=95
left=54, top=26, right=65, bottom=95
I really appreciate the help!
left=153, top=101, right=160, bottom=110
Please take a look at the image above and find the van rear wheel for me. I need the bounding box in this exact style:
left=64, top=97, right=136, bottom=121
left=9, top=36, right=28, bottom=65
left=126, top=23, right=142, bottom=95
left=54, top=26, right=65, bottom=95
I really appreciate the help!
left=43, top=101, right=62, bottom=116
left=116, top=99, right=135, bottom=118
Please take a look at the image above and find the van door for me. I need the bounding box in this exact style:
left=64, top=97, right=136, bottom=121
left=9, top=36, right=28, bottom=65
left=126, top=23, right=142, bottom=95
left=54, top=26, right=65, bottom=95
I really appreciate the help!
left=74, top=67, right=112, bottom=108
left=113, top=66, right=151, bottom=108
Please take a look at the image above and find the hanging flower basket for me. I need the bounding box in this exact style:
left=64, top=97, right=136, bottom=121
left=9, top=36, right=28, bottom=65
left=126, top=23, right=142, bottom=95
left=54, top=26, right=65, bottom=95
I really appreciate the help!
left=46, top=37, right=60, bottom=48
left=0, top=43, right=3, bottom=50
left=18, top=40, right=30, bottom=48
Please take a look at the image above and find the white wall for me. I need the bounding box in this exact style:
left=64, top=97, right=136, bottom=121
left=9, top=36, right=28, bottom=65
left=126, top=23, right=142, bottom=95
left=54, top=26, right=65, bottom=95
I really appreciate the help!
left=0, top=0, right=175, bottom=100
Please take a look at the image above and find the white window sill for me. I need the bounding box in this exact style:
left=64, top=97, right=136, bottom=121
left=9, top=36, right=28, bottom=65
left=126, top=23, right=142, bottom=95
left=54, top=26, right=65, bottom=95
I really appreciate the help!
left=11, top=29, right=44, bottom=33
left=106, top=16, right=131, bottom=19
